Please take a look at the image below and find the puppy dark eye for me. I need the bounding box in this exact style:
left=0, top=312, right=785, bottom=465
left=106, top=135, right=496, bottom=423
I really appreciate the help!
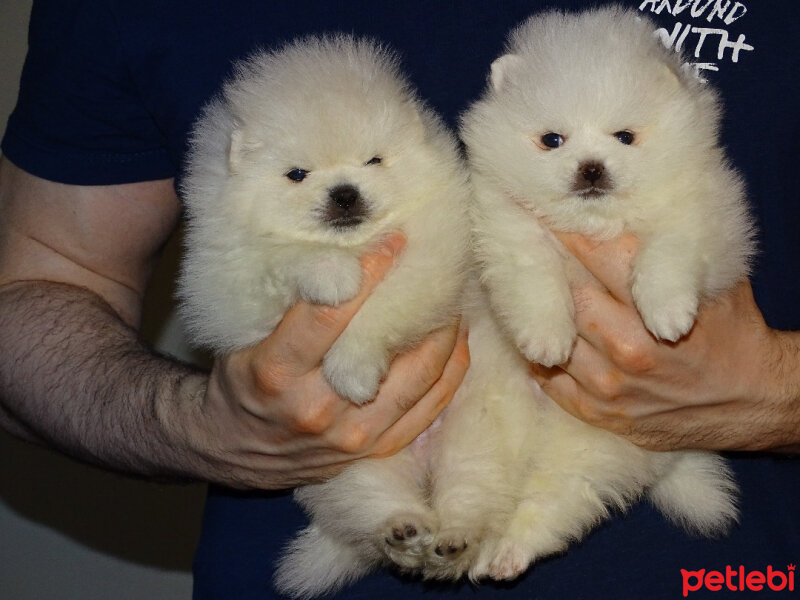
left=614, top=131, right=635, bottom=145
left=365, top=156, right=382, bottom=166
left=285, top=168, right=309, bottom=182
left=540, top=133, right=564, bottom=149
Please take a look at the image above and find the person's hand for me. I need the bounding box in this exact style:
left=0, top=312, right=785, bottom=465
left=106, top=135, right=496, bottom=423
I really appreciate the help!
left=530, top=233, right=800, bottom=452
left=163, top=233, right=470, bottom=489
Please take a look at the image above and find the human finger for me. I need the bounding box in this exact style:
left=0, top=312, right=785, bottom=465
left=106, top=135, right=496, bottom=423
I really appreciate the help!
left=556, top=232, right=639, bottom=305
left=318, top=321, right=467, bottom=458
left=559, top=335, right=673, bottom=422
left=291, top=322, right=468, bottom=466
left=530, top=353, right=635, bottom=438
left=570, top=277, right=661, bottom=372
left=529, top=361, right=585, bottom=422
left=252, top=233, right=406, bottom=376
left=370, top=324, right=470, bottom=456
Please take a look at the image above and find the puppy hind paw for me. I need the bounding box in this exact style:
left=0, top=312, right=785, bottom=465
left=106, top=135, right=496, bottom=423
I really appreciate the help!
left=471, top=539, right=532, bottom=582
left=380, top=513, right=435, bottom=571
left=488, top=551, right=531, bottom=581
left=431, top=529, right=471, bottom=561
left=420, top=528, right=477, bottom=580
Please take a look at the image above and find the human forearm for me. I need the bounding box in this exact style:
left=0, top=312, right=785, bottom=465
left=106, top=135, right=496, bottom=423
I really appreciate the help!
left=0, top=251, right=470, bottom=489
left=0, top=280, right=205, bottom=477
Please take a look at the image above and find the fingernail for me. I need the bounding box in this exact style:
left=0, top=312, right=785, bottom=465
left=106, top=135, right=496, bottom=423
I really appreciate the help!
left=379, top=232, right=406, bottom=257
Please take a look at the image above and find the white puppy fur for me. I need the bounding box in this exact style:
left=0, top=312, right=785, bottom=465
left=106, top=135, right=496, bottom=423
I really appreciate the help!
left=427, top=5, right=750, bottom=581
left=463, top=7, right=755, bottom=362
left=178, top=36, right=470, bottom=403
left=178, top=37, right=472, bottom=597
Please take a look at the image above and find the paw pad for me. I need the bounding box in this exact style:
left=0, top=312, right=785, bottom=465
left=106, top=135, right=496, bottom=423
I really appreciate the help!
left=386, top=524, right=419, bottom=545
left=434, top=539, right=468, bottom=557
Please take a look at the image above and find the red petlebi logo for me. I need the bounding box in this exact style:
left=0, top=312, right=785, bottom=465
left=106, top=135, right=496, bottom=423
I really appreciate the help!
left=682, top=564, right=795, bottom=596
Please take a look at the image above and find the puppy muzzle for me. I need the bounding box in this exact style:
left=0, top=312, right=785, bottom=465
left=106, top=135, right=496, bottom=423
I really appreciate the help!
left=572, top=161, right=614, bottom=198
left=323, top=184, right=371, bottom=229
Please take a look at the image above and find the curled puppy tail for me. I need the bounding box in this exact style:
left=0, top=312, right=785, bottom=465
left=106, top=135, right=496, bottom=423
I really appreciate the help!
left=274, top=525, right=374, bottom=599
left=648, top=451, right=739, bottom=537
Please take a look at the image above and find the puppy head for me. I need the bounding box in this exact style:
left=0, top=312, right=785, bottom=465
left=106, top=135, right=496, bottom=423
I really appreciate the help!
left=189, top=35, right=431, bottom=246
left=461, top=7, right=723, bottom=236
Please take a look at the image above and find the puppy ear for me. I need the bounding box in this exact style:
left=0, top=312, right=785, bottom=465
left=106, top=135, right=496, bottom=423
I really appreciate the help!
left=660, top=60, right=686, bottom=88
left=490, top=54, right=525, bottom=92
left=228, top=125, right=262, bottom=174
left=658, top=49, right=706, bottom=89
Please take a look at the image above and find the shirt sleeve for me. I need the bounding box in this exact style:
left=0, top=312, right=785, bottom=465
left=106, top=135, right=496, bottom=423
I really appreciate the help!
left=1, top=0, right=176, bottom=185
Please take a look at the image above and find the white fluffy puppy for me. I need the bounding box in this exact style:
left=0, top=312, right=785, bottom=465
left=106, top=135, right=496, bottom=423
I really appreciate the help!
left=178, top=36, right=472, bottom=598
left=178, top=36, right=470, bottom=404
left=462, top=7, right=755, bottom=364
left=424, top=6, right=750, bottom=581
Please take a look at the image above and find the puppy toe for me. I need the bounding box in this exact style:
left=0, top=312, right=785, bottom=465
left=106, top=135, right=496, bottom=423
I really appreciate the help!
left=380, top=512, right=435, bottom=571
left=297, top=257, right=362, bottom=306
left=472, top=538, right=532, bottom=582
left=322, top=332, right=388, bottom=403
left=421, top=528, right=478, bottom=580
left=517, top=320, right=576, bottom=367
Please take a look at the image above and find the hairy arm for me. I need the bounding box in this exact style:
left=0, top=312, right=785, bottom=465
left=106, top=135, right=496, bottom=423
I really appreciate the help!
left=0, top=157, right=186, bottom=472
left=0, top=280, right=203, bottom=474
left=0, top=159, right=468, bottom=487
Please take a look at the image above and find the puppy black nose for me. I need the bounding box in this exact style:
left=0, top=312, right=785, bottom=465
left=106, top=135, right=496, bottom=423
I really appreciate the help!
left=329, top=184, right=360, bottom=211
left=325, top=184, right=369, bottom=228
left=580, top=162, right=605, bottom=184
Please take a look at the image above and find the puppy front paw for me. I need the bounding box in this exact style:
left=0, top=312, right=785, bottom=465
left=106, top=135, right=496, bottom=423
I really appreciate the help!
left=322, top=335, right=388, bottom=404
left=632, top=275, right=699, bottom=342
left=296, top=254, right=361, bottom=306
left=513, top=313, right=576, bottom=367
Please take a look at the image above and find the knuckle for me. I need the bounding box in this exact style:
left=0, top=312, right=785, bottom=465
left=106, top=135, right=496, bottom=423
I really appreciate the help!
left=412, top=325, right=469, bottom=390
left=250, top=357, right=292, bottom=396
left=571, top=395, right=606, bottom=426
left=607, top=337, right=655, bottom=373
left=432, top=385, right=458, bottom=414
left=290, top=399, right=337, bottom=435
left=573, top=396, right=626, bottom=433
left=370, top=439, right=401, bottom=459
left=416, top=354, right=445, bottom=389
left=592, top=368, right=626, bottom=401
left=573, top=372, right=634, bottom=429
left=334, top=422, right=373, bottom=455
left=312, top=304, right=344, bottom=331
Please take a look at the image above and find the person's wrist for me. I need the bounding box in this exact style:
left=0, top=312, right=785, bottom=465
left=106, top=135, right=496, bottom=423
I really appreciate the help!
left=770, top=331, right=800, bottom=447
left=151, top=371, right=210, bottom=481
left=739, top=328, right=800, bottom=451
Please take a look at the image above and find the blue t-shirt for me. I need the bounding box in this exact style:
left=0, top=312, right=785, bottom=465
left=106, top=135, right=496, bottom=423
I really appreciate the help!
left=3, top=1, right=799, bottom=598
